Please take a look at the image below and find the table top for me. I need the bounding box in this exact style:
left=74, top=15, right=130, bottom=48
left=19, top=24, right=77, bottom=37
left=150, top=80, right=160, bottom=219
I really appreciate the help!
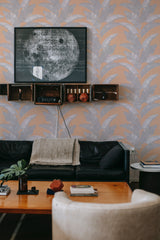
left=0, top=181, right=132, bottom=214
left=131, top=163, right=160, bottom=173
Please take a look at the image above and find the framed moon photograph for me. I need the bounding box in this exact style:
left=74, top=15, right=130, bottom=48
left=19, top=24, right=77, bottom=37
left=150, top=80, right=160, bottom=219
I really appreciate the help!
left=14, top=27, right=87, bottom=83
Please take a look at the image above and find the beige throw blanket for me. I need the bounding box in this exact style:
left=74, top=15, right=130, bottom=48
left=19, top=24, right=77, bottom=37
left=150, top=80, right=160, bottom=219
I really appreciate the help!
left=30, top=138, right=80, bottom=166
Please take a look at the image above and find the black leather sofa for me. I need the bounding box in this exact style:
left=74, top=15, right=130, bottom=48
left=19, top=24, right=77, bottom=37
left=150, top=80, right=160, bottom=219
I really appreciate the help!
left=0, top=140, right=130, bottom=183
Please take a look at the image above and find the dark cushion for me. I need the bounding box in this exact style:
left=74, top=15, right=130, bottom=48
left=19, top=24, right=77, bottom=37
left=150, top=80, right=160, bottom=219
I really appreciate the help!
left=76, top=165, right=125, bottom=181
left=99, top=144, right=124, bottom=169
left=0, top=140, right=33, bottom=170
left=27, top=165, right=75, bottom=181
left=79, top=140, right=118, bottom=165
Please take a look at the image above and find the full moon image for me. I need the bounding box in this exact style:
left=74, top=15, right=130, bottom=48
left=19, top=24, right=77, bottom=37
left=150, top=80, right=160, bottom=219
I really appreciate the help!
left=23, top=29, right=80, bottom=81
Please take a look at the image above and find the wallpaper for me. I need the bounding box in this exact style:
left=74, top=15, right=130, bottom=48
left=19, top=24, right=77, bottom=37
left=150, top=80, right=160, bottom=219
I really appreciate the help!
left=0, top=0, right=160, bottom=181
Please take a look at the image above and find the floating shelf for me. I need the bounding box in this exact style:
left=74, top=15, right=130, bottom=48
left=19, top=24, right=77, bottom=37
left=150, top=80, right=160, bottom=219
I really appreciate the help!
left=7, top=84, right=34, bottom=101
left=34, top=83, right=62, bottom=105
left=0, top=83, right=119, bottom=105
left=64, top=83, right=91, bottom=103
left=92, top=84, right=119, bottom=101
left=0, top=84, right=7, bottom=95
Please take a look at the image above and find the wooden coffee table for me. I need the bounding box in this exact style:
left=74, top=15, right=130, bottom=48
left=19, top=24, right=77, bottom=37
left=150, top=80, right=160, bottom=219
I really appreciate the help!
left=0, top=181, right=132, bottom=214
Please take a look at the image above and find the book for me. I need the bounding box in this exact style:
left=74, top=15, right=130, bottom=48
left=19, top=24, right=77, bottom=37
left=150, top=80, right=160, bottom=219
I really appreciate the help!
left=0, top=185, right=10, bottom=196
left=140, top=160, right=160, bottom=168
left=70, top=185, right=98, bottom=196
left=70, top=191, right=98, bottom=197
left=70, top=185, right=95, bottom=193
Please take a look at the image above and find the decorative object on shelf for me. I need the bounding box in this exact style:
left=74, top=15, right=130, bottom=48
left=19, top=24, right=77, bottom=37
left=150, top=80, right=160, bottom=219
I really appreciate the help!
left=74, top=88, right=77, bottom=98
left=7, top=84, right=33, bottom=101
left=67, top=93, right=76, bottom=103
left=34, top=84, right=62, bottom=105
left=92, top=84, right=119, bottom=101
left=14, top=27, right=87, bottom=83
left=78, top=88, right=81, bottom=100
left=67, top=88, right=76, bottom=103
left=79, top=92, right=89, bottom=102
left=101, top=91, right=107, bottom=100
left=18, top=88, right=22, bottom=100
left=86, top=88, right=90, bottom=96
left=36, top=96, right=60, bottom=103
left=47, top=179, right=64, bottom=195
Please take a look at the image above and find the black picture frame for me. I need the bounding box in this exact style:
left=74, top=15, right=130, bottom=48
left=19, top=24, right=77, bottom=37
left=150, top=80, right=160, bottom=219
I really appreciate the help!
left=14, top=27, right=87, bottom=83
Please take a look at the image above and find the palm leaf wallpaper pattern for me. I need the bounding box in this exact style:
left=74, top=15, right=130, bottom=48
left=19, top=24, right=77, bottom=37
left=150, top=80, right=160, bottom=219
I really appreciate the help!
left=0, top=0, right=160, bottom=181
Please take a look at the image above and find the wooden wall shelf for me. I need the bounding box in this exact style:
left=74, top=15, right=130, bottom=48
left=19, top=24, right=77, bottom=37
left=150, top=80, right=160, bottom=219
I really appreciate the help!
left=34, top=84, right=62, bottom=105
left=64, top=84, right=91, bottom=103
left=92, top=84, right=119, bottom=101
left=0, top=83, right=119, bottom=105
left=7, top=84, right=33, bottom=101
left=0, top=84, right=7, bottom=95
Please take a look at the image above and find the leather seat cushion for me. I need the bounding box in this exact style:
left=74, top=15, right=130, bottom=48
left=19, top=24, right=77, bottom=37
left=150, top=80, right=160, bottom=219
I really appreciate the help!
left=76, top=166, right=125, bottom=181
left=27, top=165, right=75, bottom=181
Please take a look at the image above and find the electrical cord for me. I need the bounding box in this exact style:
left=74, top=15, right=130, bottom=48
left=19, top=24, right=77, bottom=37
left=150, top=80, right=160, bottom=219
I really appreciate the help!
left=57, top=105, right=71, bottom=138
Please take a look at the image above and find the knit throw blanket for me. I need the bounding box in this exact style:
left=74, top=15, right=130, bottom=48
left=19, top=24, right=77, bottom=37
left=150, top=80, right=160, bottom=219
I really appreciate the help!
left=30, top=138, right=80, bottom=166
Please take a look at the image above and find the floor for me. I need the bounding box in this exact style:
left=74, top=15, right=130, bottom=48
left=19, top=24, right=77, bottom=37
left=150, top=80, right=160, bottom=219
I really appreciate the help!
left=0, top=182, right=139, bottom=240
left=0, top=213, right=52, bottom=240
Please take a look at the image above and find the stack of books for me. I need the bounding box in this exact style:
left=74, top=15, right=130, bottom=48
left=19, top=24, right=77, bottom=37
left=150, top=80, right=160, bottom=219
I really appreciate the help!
left=0, top=185, right=10, bottom=196
left=140, top=160, right=160, bottom=169
left=70, top=185, right=98, bottom=196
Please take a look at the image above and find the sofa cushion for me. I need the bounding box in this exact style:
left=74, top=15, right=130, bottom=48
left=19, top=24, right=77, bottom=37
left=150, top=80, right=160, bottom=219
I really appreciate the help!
left=0, top=140, right=33, bottom=170
left=76, top=165, right=125, bottom=181
left=99, top=145, right=124, bottom=169
left=79, top=141, right=118, bottom=165
left=27, top=165, right=75, bottom=181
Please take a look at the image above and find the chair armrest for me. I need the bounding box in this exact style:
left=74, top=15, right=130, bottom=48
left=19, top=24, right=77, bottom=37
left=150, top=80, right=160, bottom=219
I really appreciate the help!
left=131, top=189, right=160, bottom=203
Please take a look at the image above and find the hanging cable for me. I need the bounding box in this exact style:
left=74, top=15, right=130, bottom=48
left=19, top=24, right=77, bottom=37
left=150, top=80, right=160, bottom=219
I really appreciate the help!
left=56, top=106, right=60, bottom=138
left=57, top=105, right=71, bottom=138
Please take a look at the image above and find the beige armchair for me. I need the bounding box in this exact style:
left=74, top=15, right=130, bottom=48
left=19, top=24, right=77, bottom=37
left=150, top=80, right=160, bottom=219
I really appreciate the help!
left=52, top=189, right=160, bottom=240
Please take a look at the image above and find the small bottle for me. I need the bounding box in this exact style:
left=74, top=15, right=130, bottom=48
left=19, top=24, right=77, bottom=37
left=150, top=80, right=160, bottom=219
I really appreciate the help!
left=18, top=88, right=22, bottom=100
left=86, top=88, right=90, bottom=94
left=67, top=88, right=70, bottom=94
left=78, top=88, right=81, bottom=101
left=70, top=88, right=73, bottom=94
left=74, top=88, right=77, bottom=101
left=86, top=88, right=90, bottom=101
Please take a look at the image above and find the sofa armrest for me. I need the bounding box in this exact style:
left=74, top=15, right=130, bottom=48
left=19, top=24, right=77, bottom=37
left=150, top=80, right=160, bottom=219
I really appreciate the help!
left=119, top=142, right=130, bottom=183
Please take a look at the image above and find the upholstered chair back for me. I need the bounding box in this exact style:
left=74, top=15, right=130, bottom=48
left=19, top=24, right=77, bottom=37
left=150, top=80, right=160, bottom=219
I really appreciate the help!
left=52, top=189, right=160, bottom=240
